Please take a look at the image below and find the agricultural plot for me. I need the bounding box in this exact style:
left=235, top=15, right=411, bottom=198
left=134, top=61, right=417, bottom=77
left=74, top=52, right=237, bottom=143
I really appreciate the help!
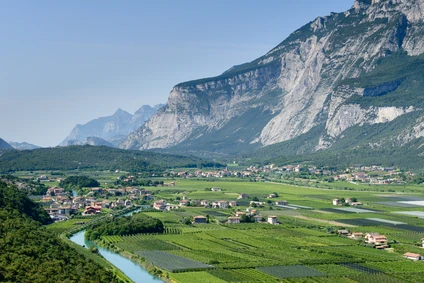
left=137, top=250, right=214, bottom=272
left=399, top=200, right=424, bottom=207
left=321, top=208, right=356, bottom=214
left=338, top=263, right=382, bottom=274
left=335, top=218, right=404, bottom=227
left=171, top=271, right=227, bottom=283
left=201, top=210, right=228, bottom=217
left=378, top=196, right=424, bottom=202
left=393, top=211, right=424, bottom=218
left=102, top=235, right=123, bottom=243
left=334, top=207, right=379, bottom=213
left=257, top=265, right=326, bottom=279
left=287, top=204, right=313, bottom=209
left=208, top=269, right=279, bottom=282
left=116, top=239, right=181, bottom=252
left=366, top=218, right=407, bottom=225
left=375, top=202, right=422, bottom=208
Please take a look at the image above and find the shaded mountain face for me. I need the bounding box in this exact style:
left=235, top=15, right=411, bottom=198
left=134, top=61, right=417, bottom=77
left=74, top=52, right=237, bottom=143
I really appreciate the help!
left=8, top=141, right=40, bottom=150
left=121, top=0, right=424, bottom=158
left=0, top=138, right=13, bottom=149
left=60, top=104, right=164, bottom=146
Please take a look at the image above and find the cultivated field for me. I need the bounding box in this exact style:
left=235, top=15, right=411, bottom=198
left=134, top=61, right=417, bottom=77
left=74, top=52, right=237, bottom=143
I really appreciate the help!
left=95, top=178, right=424, bottom=282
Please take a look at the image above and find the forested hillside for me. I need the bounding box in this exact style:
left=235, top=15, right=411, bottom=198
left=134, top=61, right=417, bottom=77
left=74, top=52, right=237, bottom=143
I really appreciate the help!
left=0, top=145, right=223, bottom=173
left=0, top=181, right=118, bottom=282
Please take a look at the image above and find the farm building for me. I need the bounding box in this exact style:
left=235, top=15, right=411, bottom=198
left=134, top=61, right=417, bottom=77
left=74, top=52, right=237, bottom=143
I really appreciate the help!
left=217, top=200, right=228, bottom=209
left=193, top=216, right=207, bottom=224
left=227, top=217, right=241, bottom=224
left=200, top=200, right=209, bottom=207
left=238, top=193, right=249, bottom=199
left=275, top=200, right=288, bottom=205
left=179, top=200, right=189, bottom=206
left=337, top=230, right=350, bottom=236
left=333, top=199, right=341, bottom=206
left=211, top=187, right=221, bottom=192
left=249, top=209, right=259, bottom=216
left=229, top=201, right=237, bottom=207
left=83, top=206, right=101, bottom=215
left=403, top=253, right=423, bottom=261
left=349, top=232, right=363, bottom=240
left=267, top=216, right=277, bottom=225
left=153, top=200, right=166, bottom=210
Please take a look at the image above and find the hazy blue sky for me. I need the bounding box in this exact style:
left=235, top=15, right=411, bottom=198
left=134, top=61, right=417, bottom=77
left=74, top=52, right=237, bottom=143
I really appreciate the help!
left=1, top=0, right=353, bottom=147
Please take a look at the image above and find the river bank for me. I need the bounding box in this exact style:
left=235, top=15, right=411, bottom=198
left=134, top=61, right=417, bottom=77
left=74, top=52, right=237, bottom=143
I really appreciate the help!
left=65, top=206, right=166, bottom=283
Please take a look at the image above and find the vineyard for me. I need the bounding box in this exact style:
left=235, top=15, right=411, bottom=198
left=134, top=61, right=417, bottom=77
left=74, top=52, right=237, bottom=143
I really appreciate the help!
left=99, top=220, right=424, bottom=282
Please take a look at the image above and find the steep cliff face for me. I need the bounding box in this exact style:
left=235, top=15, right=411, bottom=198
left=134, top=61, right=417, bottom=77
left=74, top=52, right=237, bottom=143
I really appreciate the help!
left=121, top=0, right=424, bottom=156
left=61, top=104, right=163, bottom=146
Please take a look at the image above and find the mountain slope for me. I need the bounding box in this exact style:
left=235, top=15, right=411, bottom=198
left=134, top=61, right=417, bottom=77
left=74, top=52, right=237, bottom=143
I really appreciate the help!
left=8, top=141, right=40, bottom=150
left=61, top=104, right=164, bottom=146
left=0, top=138, right=13, bottom=149
left=121, top=0, right=424, bottom=162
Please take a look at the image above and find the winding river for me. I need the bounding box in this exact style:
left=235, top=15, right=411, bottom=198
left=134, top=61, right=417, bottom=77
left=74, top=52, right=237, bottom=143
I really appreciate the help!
left=69, top=208, right=163, bottom=283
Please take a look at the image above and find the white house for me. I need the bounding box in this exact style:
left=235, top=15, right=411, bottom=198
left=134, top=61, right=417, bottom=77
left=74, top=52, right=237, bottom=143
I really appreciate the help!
left=267, top=216, right=277, bottom=225
left=333, top=199, right=341, bottom=206
left=404, top=252, right=423, bottom=261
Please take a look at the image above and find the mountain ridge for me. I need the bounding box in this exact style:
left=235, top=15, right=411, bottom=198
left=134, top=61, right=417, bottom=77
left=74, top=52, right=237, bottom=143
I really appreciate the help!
left=8, top=141, right=40, bottom=150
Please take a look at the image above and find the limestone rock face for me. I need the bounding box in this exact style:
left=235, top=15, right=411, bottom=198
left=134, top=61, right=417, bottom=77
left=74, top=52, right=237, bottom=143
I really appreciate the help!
left=121, top=0, right=424, bottom=155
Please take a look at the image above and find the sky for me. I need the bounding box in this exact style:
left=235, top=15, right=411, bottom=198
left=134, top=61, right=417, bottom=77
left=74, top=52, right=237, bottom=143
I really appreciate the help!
left=0, top=0, right=354, bottom=147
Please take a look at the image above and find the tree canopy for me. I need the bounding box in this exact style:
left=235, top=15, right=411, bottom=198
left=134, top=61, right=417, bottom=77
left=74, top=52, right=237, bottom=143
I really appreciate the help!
left=0, top=181, right=118, bottom=282
left=86, top=212, right=164, bottom=241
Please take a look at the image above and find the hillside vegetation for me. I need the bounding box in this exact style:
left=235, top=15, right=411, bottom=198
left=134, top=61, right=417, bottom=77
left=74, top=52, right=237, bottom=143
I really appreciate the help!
left=0, top=145, right=223, bottom=173
left=0, top=181, right=118, bottom=282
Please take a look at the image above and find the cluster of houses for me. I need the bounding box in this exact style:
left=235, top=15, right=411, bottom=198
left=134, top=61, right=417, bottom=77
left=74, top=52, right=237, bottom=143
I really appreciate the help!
left=41, top=186, right=136, bottom=221
left=332, top=198, right=362, bottom=206
left=190, top=209, right=278, bottom=225
left=91, top=187, right=154, bottom=201
left=226, top=213, right=277, bottom=225
left=153, top=198, right=239, bottom=211
left=338, top=230, right=389, bottom=249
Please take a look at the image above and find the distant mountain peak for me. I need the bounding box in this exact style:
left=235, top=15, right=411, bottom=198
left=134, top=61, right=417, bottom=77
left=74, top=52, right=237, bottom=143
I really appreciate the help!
left=60, top=104, right=164, bottom=147
left=113, top=108, right=131, bottom=116
left=7, top=141, right=40, bottom=150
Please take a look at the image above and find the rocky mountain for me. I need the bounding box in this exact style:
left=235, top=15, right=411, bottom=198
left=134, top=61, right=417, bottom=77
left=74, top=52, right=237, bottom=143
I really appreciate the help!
left=8, top=141, right=40, bottom=150
left=0, top=138, right=13, bottom=149
left=62, top=137, right=114, bottom=147
left=60, top=104, right=164, bottom=147
left=121, top=0, right=424, bottom=162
